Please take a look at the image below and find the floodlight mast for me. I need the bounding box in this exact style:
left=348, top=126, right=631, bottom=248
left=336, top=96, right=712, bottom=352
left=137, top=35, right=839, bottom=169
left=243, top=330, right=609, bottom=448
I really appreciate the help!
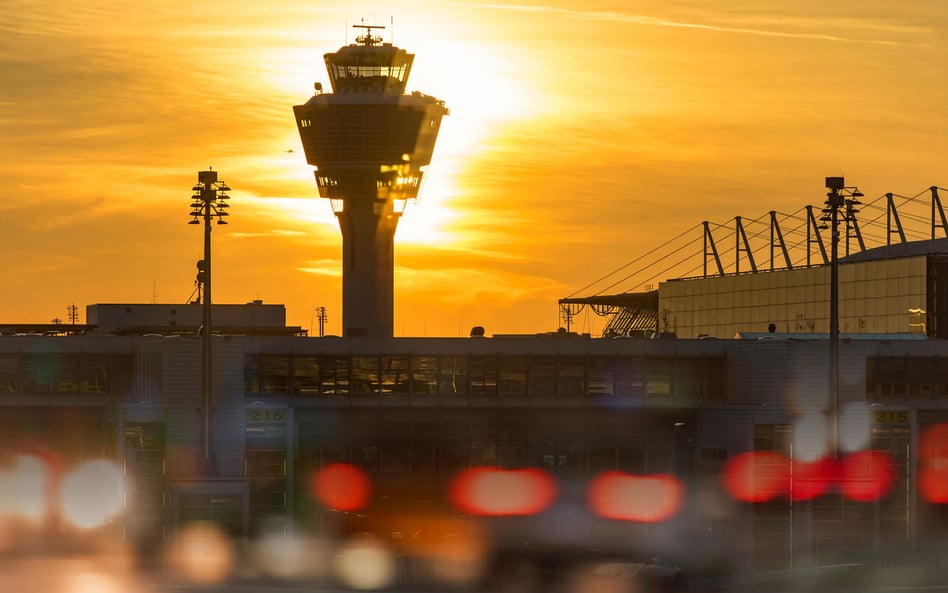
left=188, top=169, right=231, bottom=475
left=821, top=176, right=862, bottom=458
left=293, top=23, right=449, bottom=337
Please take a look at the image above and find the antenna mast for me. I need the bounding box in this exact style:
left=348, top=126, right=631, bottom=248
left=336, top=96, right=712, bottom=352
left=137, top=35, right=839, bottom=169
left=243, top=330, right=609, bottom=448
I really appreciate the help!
left=67, top=303, right=79, bottom=325
left=314, top=306, right=328, bottom=337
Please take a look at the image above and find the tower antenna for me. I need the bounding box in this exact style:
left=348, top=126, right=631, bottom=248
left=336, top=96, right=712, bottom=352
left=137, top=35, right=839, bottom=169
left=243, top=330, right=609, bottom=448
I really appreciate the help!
left=353, top=19, right=385, bottom=46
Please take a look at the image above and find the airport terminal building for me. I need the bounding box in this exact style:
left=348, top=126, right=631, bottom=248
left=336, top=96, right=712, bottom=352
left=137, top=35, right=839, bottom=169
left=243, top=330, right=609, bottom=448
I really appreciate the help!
left=2, top=303, right=948, bottom=576
left=658, top=242, right=948, bottom=339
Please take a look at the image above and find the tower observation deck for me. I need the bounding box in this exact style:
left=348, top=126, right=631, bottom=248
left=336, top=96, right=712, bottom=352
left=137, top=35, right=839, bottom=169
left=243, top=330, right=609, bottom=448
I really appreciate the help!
left=294, top=24, right=449, bottom=337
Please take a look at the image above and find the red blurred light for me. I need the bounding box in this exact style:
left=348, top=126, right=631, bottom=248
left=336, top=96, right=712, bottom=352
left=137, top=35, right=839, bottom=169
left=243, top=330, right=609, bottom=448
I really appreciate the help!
left=722, top=449, right=899, bottom=503
left=449, top=467, right=557, bottom=516
left=920, top=465, right=948, bottom=503
left=920, top=423, right=948, bottom=462
left=587, top=471, right=684, bottom=522
left=311, top=463, right=371, bottom=511
left=721, top=452, right=790, bottom=503
left=919, top=424, right=948, bottom=502
left=838, top=450, right=894, bottom=502
left=790, top=456, right=838, bottom=501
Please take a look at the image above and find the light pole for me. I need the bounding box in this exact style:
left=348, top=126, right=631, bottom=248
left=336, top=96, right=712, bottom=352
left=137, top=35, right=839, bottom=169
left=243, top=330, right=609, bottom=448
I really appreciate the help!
left=821, top=176, right=862, bottom=457
left=189, top=169, right=230, bottom=475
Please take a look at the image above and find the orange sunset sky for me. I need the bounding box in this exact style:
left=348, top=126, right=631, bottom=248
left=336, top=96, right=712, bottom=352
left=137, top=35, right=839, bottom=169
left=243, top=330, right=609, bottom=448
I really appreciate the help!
left=1, top=1, right=947, bottom=336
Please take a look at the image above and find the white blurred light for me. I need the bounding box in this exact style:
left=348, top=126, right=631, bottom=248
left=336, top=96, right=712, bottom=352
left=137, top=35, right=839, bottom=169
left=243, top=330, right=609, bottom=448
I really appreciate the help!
left=254, top=532, right=331, bottom=581
left=793, top=413, right=829, bottom=462
left=335, top=535, right=396, bottom=590
left=839, top=402, right=872, bottom=452
left=6, top=455, right=49, bottom=521
left=60, top=459, right=126, bottom=529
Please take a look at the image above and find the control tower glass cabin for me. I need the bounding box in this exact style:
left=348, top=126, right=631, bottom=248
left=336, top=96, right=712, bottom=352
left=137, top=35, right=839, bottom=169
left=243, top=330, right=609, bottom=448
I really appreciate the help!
left=294, top=25, right=449, bottom=338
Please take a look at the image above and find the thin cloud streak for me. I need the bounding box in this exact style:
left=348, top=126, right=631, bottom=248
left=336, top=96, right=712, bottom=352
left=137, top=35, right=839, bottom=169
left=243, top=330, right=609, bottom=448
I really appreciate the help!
left=231, top=230, right=306, bottom=239
left=440, top=1, right=933, bottom=47
left=297, top=263, right=342, bottom=278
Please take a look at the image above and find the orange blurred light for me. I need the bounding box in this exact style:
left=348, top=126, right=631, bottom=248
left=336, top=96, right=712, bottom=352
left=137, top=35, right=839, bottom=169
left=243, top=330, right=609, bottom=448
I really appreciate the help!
left=721, top=452, right=790, bottom=503
left=166, top=521, right=235, bottom=585
left=838, top=449, right=894, bottom=502
left=311, top=463, right=371, bottom=511
left=587, top=471, right=684, bottom=523
left=449, top=467, right=557, bottom=516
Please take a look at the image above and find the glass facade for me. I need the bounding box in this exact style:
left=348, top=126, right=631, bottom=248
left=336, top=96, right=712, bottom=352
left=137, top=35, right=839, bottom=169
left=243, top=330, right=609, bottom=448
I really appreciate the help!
left=0, top=352, right=132, bottom=396
left=867, top=356, right=948, bottom=398
left=243, top=352, right=726, bottom=400
left=660, top=256, right=928, bottom=338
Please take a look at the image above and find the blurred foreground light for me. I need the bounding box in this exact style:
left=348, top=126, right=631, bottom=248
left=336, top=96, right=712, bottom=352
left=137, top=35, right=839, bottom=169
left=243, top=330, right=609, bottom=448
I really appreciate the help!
left=422, top=538, right=486, bottom=587
left=253, top=531, right=332, bottom=581
left=0, top=455, right=50, bottom=521
left=311, top=463, right=372, bottom=511
left=839, top=402, right=872, bottom=452
left=838, top=449, right=894, bottom=502
left=334, top=534, right=396, bottom=590
left=919, top=423, right=948, bottom=502
left=60, top=459, right=126, bottom=529
left=0, top=557, right=142, bottom=593
left=400, top=516, right=488, bottom=588
left=449, top=467, right=557, bottom=516
left=587, top=472, right=683, bottom=523
left=721, top=452, right=790, bottom=503
left=792, top=413, right=830, bottom=462
left=790, top=455, right=838, bottom=501
left=66, top=571, right=127, bottom=593
left=722, top=450, right=895, bottom=503
left=166, top=521, right=235, bottom=584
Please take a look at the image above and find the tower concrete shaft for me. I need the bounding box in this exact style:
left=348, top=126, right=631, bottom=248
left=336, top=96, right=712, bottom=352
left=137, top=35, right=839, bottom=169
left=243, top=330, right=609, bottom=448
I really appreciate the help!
left=294, top=24, right=448, bottom=338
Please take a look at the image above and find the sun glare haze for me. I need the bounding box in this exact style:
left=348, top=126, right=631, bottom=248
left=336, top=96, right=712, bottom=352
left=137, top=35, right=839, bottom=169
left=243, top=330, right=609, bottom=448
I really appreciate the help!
left=1, top=1, right=947, bottom=337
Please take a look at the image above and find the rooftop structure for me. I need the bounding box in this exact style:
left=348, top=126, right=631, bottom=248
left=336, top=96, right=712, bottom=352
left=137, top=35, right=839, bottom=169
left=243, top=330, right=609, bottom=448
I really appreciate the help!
left=562, top=184, right=948, bottom=339
left=86, top=302, right=303, bottom=336
left=294, top=24, right=449, bottom=338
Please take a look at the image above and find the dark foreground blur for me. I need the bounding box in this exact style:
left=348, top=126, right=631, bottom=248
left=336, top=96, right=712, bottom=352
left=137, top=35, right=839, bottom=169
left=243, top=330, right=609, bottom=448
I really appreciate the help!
left=6, top=523, right=948, bottom=593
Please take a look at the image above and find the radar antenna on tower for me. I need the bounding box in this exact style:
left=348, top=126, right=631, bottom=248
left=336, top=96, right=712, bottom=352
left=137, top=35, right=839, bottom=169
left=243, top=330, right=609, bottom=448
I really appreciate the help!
left=353, top=21, right=385, bottom=46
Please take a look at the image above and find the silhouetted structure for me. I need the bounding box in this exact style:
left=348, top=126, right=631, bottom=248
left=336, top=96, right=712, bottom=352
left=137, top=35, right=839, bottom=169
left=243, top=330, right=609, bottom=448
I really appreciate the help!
left=562, top=184, right=948, bottom=339
left=294, top=24, right=448, bottom=338
left=188, top=169, right=231, bottom=475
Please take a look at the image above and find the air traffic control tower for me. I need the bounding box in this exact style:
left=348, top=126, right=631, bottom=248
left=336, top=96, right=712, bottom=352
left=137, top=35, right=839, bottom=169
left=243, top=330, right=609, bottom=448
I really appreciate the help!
left=294, top=24, right=449, bottom=338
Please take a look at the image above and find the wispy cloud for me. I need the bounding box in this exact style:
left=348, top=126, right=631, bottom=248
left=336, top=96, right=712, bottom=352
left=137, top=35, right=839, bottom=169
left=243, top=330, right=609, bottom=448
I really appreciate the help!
left=230, top=229, right=306, bottom=239
left=297, top=260, right=342, bottom=278
left=439, top=1, right=933, bottom=47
